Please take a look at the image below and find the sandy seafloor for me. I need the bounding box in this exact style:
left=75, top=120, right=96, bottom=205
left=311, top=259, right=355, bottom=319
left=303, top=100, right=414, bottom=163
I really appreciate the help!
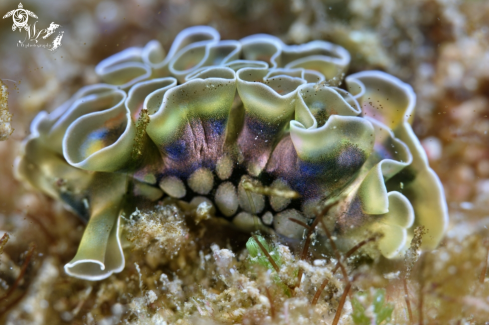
left=1, top=0, right=489, bottom=324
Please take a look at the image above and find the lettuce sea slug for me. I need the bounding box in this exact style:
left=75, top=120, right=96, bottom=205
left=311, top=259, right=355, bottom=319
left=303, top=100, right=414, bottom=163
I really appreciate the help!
left=15, top=26, right=448, bottom=280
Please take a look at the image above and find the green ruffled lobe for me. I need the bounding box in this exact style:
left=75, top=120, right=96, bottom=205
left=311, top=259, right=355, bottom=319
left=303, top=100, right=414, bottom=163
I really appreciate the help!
left=15, top=26, right=448, bottom=281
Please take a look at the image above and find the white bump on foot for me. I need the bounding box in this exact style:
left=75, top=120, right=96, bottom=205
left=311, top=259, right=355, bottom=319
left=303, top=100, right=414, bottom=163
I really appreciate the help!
left=188, top=167, right=214, bottom=195
left=159, top=176, right=186, bottom=198
left=273, top=209, right=308, bottom=239
left=233, top=212, right=268, bottom=233
left=215, top=182, right=239, bottom=217
left=270, top=179, right=292, bottom=212
left=237, top=175, right=265, bottom=214
left=216, top=155, right=234, bottom=180
left=262, top=211, right=274, bottom=225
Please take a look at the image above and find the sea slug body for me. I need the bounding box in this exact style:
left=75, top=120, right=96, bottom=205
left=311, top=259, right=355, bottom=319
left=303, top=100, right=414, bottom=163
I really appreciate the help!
left=15, top=26, right=448, bottom=280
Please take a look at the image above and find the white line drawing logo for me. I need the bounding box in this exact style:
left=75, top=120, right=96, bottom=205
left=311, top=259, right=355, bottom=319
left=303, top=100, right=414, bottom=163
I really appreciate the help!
left=3, top=3, right=63, bottom=50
